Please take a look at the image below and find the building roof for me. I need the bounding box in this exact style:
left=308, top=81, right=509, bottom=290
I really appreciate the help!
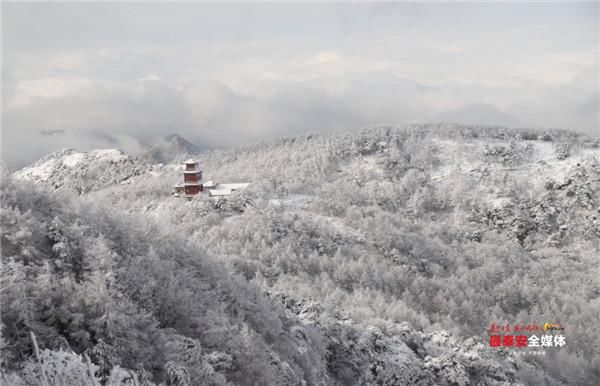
left=208, top=189, right=232, bottom=197
left=183, top=159, right=197, bottom=164
left=206, top=183, right=249, bottom=197
left=215, top=183, right=250, bottom=190
left=203, top=180, right=217, bottom=188
left=182, top=170, right=202, bottom=174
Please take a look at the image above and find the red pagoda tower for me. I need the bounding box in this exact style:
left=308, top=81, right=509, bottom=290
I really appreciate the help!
left=180, top=159, right=203, bottom=197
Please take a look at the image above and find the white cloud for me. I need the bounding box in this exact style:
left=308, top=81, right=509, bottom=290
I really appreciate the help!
left=13, top=77, right=92, bottom=106
left=48, top=53, right=85, bottom=70
left=315, top=52, right=340, bottom=63
left=2, top=2, right=598, bottom=168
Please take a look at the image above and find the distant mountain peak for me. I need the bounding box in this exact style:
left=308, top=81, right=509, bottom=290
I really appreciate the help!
left=141, top=134, right=201, bottom=164
left=164, top=133, right=190, bottom=143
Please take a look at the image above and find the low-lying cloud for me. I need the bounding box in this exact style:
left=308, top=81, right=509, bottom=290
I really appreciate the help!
left=3, top=68, right=598, bottom=169
left=2, top=2, right=598, bottom=169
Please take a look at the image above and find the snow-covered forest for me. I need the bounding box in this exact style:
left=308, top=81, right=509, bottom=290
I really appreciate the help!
left=2, top=124, right=599, bottom=385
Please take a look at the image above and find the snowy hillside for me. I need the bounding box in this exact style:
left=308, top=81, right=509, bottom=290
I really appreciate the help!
left=12, top=148, right=155, bottom=194
left=3, top=124, right=600, bottom=385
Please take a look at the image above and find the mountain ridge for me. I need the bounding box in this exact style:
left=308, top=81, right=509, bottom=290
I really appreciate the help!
left=4, top=123, right=599, bottom=385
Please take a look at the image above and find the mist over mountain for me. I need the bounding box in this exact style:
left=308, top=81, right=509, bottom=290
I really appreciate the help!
left=141, top=134, right=203, bottom=165
left=4, top=1, right=598, bottom=170
left=435, top=104, right=520, bottom=127
left=2, top=124, right=599, bottom=385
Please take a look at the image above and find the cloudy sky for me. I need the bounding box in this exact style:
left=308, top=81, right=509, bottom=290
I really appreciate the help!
left=2, top=2, right=598, bottom=168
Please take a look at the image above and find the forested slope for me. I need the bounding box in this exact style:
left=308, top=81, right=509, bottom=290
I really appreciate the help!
left=2, top=124, right=599, bottom=385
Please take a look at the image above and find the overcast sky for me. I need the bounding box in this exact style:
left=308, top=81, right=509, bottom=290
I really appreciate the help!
left=2, top=2, right=599, bottom=168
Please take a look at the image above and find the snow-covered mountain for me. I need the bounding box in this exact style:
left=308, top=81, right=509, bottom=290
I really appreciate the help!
left=12, top=148, right=148, bottom=194
left=140, top=133, right=202, bottom=164
left=10, top=134, right=203, bottom=195
left=3, top=124, right=599, bottom=385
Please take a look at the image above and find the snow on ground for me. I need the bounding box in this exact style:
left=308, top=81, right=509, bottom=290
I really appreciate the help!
left=268, top=194, right=314, bottom=209
left=430, top=139, right=484, bottom=181
left=62, top=152, right=86, bottom=167
left=13, top=158, right=58, bottom=181
left=534, top=141, right=555, bottom=161
left=308, top=211, right=365, bottom=240
left=350, top=155, right=386, bottom=178
left=265, top=194, right=364, bottom=240
left=429, top=139, right=598, bottom=190
left=89, top=149, right=128, bottom=162
left=487, top=196, right=513, bottom=209
left=535, top=146, right=599, bottom=182
left=507, top=143, right=599, bottom=192
left=13, top=148, right=133, bottom=184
